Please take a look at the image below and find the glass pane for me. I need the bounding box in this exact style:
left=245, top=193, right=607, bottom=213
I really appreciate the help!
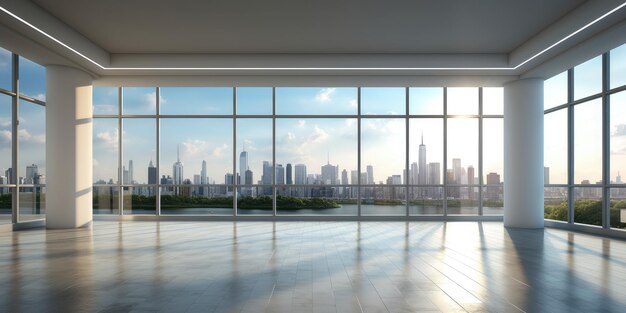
left=482, top=185, right=503, bottom=215
left=611, top=43, right=626, bottom=89
left=544, top=109, right=568, bottom=184
left=573, top=187, right=602, bottom=226
left=93, top=119, right=118, bottom=184
left=19, top=186, right=45, bottom=221
left=544, top=187, right=568, bottom=222
left=276, top=118, right=357, bottom=185
left=93, top=186, right=119, bottom=215
left=574, top=99, right=602, bottom=184
left=237, top=118, right=272, bottom=198
left=409, top=118, right=443, bottom=184
left=276, top=186, right=357, bottom=215
left=446, top=187, right=479, bottom=215
left=574, top=56, right=602, bottom=100
left=237, top=187, right=273, bottom=215
left=160, top=87, right=232, bottom=115
left=544, top=71, right=568, bottom=110
left=160, top=119, right=232, bottom=188
left=483, top=118, right=503, bottom=183
left=93, top=87, right=118, bottom=115
left=482, top=87, right=503, bottom=115
left=361, top=87, right=405, bottom=115
left=409, top=88, right=443, bottom=115
left=19, top=100, right=45, bottom=180
left=447, top=118, right=478, bottom=185
left=360, top=186, right=406, bottom=216
left=161, top=186, right=233, bottom=215
left=447, top=87, right=478, bottom=115
left=0, top=188, right=12, bottom=223
left=19, top=56, right=45, bottom=101
left=610, top=91, right=626, bottom=185
left=409, top=187, right=443, bottom=215
left=0, top=94, right=11, bottom=176
left=123, top=186, right=156, bottom=215
left=362, top=118, right=404, bottom=186
left=0, top=47, right=11, bottom=91
left=237, top=87, right=272, bottom=115
left=122, top=87, right=156, bottom=115
left=276, top=88, right=357, bottom=115
left=122, top=118, right=155, bottom=184
left=610, top=188, right=626, bottom=229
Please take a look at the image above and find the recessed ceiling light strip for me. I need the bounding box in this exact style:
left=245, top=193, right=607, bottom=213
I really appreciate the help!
left=0, top=2, right=625, bottom=71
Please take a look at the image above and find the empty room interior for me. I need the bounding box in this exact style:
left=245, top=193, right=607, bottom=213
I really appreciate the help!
left=2, top=0, right=626, bottom=312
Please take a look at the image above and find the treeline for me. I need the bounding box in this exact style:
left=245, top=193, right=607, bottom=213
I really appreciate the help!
left=93, top=194, right=341, bottom=211
left=545, top=199, right=626, bottom=228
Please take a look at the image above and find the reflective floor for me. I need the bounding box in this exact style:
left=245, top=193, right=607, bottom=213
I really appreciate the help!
left=1, top=222, right=626, bottom=313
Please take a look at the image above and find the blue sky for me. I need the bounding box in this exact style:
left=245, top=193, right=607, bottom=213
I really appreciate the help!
left=0, top=50, right=46, bottom=179
left=92, top=86, right=506, bottom=184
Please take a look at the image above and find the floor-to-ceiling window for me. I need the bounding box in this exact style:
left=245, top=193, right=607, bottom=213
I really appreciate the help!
left=544, top=42, right=626, bottom=230
left=0, top=47, right=46, bottom=224
left=93, top=86, right=503, bottom=217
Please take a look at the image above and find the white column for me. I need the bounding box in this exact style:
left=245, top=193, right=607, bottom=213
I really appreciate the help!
left=504, top=78, right=544, bottom=228
left=45, top=65, right=93, bottom=229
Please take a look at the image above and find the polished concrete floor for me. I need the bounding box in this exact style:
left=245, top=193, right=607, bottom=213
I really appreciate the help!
left=1, top=222, right=626, bottom=313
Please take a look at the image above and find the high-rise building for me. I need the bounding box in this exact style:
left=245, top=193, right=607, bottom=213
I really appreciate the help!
left=5, top=168, right=12, bottom=184
left=410, top=162, right=418, bottom=184
left=617, top=171, right=623, bottom=184
left=239, top=147, right=248, bottom=180
left=418, top=134, right=428, bottom=185
left=148, top=160, right=157, bottom=184
left=428, top=163, right=440, bottom=185
left=350, top=170, right=358, bottom=185
left=286, top=163, right=292, bottom=185
left=467, top=165, right=475, bottom=199
left=201, top=160, right=207, bottom=184
left=486, top=172, right=501, bottom=200
left=173, top=145, right=184, bottom=185
left=366, top=165, right=374, bottom=184
left=341, top=169, right=348, bottom=185
left=452, top=158, right=462, bottom=184
left=128, top=160, right=134, bottom=184
left=244, top=169, right=254, bottom=185
left=294, top=164, right=307, bottom=185
left=544, top=167, right=550, bottom=185
left=321, top=163, right=338, bottom=184
left=25, top=164, right=38, bottom=184
left=275, top=164, right=285, bottom=184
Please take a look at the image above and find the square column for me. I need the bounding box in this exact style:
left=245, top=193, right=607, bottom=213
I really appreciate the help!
left=45, top=65, right=93, bottom=228
left=504, top=78, right=544, bottom=228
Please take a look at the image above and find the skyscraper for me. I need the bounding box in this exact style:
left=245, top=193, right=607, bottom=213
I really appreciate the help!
left=410, top=162, right=418, bottom=184
left=294, top=164, right=307, bottom=184
left=239, top=147, right=248, bottom=180
left=275, top=164, right=285, bottom=184
left=428, top=163, right=440, bottom=185
left=128, top=160, right=134, bottom=184
left=486, top=172, right=501, bottom=200
left=366, top=165, right=374, bottom=185
left=341, top=169, right=348, bottom=185
left=321, top=162, right=338, bottom=184
left=173, top=145, right=184, bottom=185
left=467, top=165, right=475, bottom=199
left=148, top=160, right=157, bottom=184
left=286, top=163, right=293, bottom=185
left=418, top=133, right=427, bottom=185
left=261, top=161, right=273, bottom=195
left=25, top=164, right=38, bottom=184
left=201, top=160, right=207, bottom=184
left=452, top=158, right=462, bottom=184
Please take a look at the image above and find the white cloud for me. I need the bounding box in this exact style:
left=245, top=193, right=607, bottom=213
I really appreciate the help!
left=18, top=129, right=45, bottom=143
left=212, top=144, right=228, bottom=157
left=297, top=120, right=306, bottom=127
left=94, top=104, right=117, bottom=115
left=0, top=130, right=11, bottom=143
left=349, top=99, right=357, bottom=108
left=0, top=119, right=11, bottom=128
left=315, top=88, right=336, bottom=102
left=96, top=129, right=118, bottom=148
left=32, top=93, right=46, bottom=102
left=182, top=139, right=208, bottom=157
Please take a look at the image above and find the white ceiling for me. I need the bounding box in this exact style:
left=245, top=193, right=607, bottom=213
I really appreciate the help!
left=31, top=0, right=584, bottom=54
